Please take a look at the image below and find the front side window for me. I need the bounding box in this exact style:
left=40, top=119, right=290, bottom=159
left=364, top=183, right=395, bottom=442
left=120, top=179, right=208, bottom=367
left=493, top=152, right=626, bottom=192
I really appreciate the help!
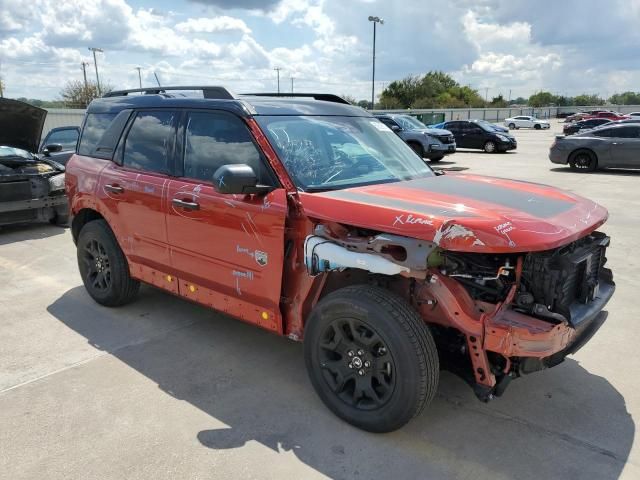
left=609, top=126, right=640, bottom=139
left=183, top=111, right=269, bottom=183
left=257, top=115, right=433, bottom=191
left=78, top=113, right=117, bottom=156
left=44, top=128, right=79, bottom=150
left=123, top=111, right=176, bottom=173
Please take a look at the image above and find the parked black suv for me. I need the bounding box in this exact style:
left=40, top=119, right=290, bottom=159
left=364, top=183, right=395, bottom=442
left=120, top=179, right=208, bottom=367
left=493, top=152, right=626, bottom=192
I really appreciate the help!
left=441, top=120, right=517, bottom=153
left=563, top=118, right=611, bottom=136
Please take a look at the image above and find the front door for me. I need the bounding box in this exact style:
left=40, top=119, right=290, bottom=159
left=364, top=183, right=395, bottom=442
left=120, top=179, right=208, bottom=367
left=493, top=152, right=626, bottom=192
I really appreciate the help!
left=609, top=126, right=640, bottom=167
left=98, top=109, right=178, bottom=269
left=165, top=110, right=287, bottom=330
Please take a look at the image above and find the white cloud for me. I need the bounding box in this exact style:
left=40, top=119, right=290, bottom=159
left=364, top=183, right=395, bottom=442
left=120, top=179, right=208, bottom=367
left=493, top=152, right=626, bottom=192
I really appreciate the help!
left=175, top=16, right=252, bottom=34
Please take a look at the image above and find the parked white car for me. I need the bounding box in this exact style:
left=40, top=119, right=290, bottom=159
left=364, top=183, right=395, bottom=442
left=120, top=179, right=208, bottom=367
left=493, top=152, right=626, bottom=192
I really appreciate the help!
left=627, top=112, right=640, bottom=117
left=504, top=116, right=551, bottom=130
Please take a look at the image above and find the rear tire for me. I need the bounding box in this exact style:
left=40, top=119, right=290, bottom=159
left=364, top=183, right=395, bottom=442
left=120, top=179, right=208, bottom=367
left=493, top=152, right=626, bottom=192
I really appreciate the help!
left=77, top=220, right=140, bottom=306
left=484, top=141, right=497, bottom=153
left=409, top=142, right=424, bottom=158
left=304, top=285, right=439, bottom=433
left=569, top=150, right=598, bottom=172
left=430, top=155, right=444, bottom=162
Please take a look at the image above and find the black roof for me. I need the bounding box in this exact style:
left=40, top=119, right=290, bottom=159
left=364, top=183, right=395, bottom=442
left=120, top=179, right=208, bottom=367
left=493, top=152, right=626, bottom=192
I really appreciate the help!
left=88, top=86, right=370, bottom=117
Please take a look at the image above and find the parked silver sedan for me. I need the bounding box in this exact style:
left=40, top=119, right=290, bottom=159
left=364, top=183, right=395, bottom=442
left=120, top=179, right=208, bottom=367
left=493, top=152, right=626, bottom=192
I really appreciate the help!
left=549, top=123, right=640, bottom=171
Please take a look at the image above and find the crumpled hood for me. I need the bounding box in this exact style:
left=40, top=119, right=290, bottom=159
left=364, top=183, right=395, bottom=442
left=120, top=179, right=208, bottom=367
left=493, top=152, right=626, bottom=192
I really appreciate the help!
left=0, top=98, right=47, bottom=153
left=298, top=174, right=608, bottom=253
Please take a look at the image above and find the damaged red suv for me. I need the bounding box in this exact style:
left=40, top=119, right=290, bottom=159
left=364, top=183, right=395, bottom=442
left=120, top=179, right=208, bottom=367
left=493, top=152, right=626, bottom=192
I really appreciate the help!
left=66, top=87, right=615, bottom=432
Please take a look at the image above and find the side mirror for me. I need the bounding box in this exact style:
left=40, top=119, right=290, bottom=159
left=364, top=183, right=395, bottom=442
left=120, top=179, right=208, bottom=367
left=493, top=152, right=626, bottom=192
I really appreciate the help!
left=390, top=125, right=401, bottom=133
left=43, top=144, right=64, bottom=156
left=212, top=164, right=274, bottom=195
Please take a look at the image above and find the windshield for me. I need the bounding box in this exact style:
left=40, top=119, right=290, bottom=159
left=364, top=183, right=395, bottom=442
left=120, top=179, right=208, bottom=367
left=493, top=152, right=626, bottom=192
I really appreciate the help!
left=395, top=115, right=427, bottom=130
left=256, top=116, right=434, bottom=191
left=0, top=146, right=35, bottom=159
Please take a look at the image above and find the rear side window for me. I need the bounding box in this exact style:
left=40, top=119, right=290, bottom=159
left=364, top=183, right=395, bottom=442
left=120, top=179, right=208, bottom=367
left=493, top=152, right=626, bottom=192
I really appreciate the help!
left=183, top=111, right=265, bottom=182
left=123, top=111, right=176, bottom=174
left=78, top=113, right=117, bottom=155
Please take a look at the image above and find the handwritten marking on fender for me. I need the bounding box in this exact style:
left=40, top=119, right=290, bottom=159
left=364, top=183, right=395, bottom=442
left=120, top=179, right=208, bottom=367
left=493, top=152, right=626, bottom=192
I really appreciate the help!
left=494, top=222, right=516, bottom=247
left=393, top=214, right=433, bottom=226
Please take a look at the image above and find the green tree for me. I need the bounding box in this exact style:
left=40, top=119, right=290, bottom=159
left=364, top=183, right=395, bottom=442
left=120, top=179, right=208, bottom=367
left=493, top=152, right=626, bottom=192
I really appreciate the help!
left=573, top=94, right=604, bottom=106
left=489, top=94, right=508, bottom=108
left=59, top=80, right=112, bottom=108
left=528, top=91, right=557, bottom=107
left=341, top=94, right=357, bottom=105
left=379, top=71, right=485, bottom=109
left=356, top=100, right=372, bottom=109
left=509, top=97, right=527, bottom=105
left=608, top=91, right=640, bottom=105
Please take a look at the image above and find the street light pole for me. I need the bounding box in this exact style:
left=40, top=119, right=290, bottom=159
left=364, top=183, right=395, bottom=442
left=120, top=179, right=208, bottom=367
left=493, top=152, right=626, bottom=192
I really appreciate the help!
left=88, top=47, right=103, bottom=95
left=135, top=67, right=142, bottom=88
left=368, top=16, right=383, bottom=109
left=274, top=67, right=281, bottom=94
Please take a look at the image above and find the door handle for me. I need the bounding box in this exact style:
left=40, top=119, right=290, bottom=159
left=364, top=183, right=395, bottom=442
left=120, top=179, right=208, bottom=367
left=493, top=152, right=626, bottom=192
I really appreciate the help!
left=105, top=184, right=124, bottom=194
left=172, top=198, right=200, bottom=210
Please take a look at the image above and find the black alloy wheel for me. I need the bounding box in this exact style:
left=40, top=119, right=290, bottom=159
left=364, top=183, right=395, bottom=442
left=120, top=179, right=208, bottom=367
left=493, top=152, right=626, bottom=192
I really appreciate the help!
left=569, top=150, right=597, bottom=172
left=82, top=238, right=112, bottom=292
left=77, top=220, right=140, bottom=306
left=318, top=317, right=396, bottom=411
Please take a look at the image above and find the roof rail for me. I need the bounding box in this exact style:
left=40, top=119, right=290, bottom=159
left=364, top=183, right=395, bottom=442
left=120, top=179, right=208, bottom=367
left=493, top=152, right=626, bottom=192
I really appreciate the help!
left=103, top=86, right=235, bottom=100
left=240, top=93, right=351, bottom=105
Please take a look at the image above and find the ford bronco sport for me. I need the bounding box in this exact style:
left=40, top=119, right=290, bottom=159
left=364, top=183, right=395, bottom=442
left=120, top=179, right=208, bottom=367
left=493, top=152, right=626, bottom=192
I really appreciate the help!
left=66, top=87, right=615, bottom=433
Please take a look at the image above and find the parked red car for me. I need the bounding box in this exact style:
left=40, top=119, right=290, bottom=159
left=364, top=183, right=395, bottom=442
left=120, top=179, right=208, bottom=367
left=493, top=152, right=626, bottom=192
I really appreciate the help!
left=585, top=111, right=629, bottom=121
left=66, top=87, right=615, bottom=432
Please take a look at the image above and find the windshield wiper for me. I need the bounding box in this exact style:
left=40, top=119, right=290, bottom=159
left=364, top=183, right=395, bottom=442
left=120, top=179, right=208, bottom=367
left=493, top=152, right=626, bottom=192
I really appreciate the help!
left=303, top=185, right=342, bottom=192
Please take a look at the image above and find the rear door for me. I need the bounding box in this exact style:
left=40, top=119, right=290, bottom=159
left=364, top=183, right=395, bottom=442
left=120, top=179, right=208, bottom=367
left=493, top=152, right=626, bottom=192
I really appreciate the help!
left=98, top=109, right=177, bottom=269
left=165, top=110, right=287, bottom=331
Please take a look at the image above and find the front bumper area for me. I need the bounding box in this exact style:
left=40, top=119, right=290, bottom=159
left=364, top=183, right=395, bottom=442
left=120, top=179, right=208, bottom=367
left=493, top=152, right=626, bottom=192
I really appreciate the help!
left=0, top=194, right=68, bottom=225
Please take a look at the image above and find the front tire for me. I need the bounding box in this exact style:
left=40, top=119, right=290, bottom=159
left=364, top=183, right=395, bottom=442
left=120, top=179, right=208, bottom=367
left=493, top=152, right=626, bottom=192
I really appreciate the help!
left=569, top=149, right=598, bottom=172
left=508, top=123, right=516, bottom=129
left=430, top=155, right=444, bottom=162
left=484, top=141, right=497, bottom=153
left=304, top=285, right=439, bottom=433
left=534, top=123, right=541, bottom=130
left=77, top=220, right=140, bottom=306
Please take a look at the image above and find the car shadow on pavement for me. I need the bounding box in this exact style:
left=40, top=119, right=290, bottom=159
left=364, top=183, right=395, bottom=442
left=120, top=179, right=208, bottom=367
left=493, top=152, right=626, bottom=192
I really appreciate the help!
left=550, top=167, right=640, bottom=176
left=0, top=222, right=66, bottom=245
left=48, top=286, right=634, bottom=480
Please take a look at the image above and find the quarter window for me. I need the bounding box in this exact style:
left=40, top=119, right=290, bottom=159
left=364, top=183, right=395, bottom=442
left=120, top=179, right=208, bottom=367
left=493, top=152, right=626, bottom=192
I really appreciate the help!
left=183, top=111, right=267, bottom=183
left=123, top=111, right=176, bottom=173
left=78, top=113, right=117, bottom=155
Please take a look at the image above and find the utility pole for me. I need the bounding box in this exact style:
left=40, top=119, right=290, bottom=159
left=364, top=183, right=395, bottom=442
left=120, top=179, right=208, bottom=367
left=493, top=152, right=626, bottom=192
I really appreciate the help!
left=0, top=60, right=3, bottom=98
left=273, top=67, right=281, bottom=94
left=508, top=89, right=512, bottom=102
left=290, top=76, right=294, bottom=93
left=368, top=16, right=384, bottom=109
left=88, top=47, right=103, bottom=95
left=135, top=67, right=142, bottom=88
left=485, top=87, right=489, bottom=103
left=81, top=62, right=89, bottom=89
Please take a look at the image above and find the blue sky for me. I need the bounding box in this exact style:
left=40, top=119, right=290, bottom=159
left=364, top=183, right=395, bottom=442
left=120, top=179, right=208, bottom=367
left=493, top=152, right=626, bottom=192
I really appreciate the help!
left=2, top=0, right=640, bottom=101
